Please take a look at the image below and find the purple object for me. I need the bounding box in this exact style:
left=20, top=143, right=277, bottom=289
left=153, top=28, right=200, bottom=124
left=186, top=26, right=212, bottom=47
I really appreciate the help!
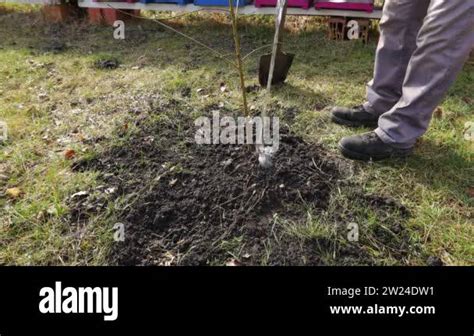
left=194, top=0, right=250, bottom=6
left=315, top=0, right=373, bottom=12
left=255, top=0, right=311, bottom=9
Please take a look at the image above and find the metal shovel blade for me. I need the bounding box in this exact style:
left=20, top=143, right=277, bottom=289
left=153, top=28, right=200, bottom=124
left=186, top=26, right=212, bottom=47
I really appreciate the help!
left=258, top=0, right=293, bottom=87
left=258, top=51, right=294, bottom=86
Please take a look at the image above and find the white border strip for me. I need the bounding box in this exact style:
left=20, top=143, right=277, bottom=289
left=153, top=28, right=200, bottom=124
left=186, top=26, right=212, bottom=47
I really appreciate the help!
left=78, top=0, right=382, bottom=18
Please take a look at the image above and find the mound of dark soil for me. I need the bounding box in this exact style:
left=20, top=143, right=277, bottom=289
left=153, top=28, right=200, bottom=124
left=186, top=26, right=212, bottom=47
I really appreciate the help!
left=72, top=106, right=411, bottom=265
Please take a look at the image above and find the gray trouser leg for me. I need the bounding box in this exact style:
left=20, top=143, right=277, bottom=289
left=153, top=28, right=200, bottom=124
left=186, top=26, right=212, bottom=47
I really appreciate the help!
left=364, top=0, right=430, bottom=115
left=376, top=0, right=474, bottom=148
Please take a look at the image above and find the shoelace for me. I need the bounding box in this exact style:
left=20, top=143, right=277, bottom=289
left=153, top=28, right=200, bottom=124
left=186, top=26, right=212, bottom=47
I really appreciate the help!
left=362, top=132, right=380, bottom=144
left=352, top=105, right=366, bottom=113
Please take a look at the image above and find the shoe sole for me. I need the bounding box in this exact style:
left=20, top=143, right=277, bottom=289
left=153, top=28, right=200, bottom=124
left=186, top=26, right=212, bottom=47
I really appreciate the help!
left=331, top=113, right=378, bottom=128
left=338, top=141, right=412, bottom=162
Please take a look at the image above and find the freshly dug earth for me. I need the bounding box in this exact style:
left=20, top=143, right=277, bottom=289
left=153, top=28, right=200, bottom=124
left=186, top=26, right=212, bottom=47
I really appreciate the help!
left=72, top=104, right=411, bottom=265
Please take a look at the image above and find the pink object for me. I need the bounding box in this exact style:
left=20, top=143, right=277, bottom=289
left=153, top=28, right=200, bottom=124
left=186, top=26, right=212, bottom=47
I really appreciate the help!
left=315, top=0, right=373, bottom=12
left=255, top=0, right=311, bottom=9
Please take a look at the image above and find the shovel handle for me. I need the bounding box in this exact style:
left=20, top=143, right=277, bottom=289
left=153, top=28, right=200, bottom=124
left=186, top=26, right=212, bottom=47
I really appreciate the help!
left=267, top=0, right=288, bottom=90
left=274, top=0, right=288, bottom=54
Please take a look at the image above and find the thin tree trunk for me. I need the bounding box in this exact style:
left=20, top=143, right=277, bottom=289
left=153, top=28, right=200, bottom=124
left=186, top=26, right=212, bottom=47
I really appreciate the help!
left=228, top=0, right=250, bottom=117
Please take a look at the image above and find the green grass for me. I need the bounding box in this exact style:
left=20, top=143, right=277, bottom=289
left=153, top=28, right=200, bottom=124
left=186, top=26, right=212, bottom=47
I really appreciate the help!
left=0, top=4, right=472, bottom=265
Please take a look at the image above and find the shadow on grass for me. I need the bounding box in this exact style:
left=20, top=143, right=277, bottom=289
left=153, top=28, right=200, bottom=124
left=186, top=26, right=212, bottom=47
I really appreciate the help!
left=379, top=138, right=473, bottom=205
left=271, top=82, right=334, bottom=111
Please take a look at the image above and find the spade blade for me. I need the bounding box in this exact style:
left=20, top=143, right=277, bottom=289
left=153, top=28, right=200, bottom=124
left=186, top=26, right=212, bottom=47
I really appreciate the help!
left=258, top=51, right=294, bottom=87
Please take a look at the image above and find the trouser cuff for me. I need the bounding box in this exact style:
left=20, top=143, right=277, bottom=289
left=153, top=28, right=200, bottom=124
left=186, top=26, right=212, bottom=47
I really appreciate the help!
left=374, top=127, right=414, bottom=149
left=363, top=102, right=381, bottom=117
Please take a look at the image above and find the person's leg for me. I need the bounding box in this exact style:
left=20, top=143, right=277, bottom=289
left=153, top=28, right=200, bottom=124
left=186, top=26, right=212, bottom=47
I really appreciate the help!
left=331, top=0, right=430, bottom=128
left=376, top=0, right=474, bottom=148
left=364, top=0, right=431, bottom=116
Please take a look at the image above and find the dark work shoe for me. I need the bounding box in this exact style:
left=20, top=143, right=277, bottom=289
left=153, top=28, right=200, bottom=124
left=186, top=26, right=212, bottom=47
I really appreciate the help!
left=339, top=132, right=413, bottom=161
left=331, top=105, right=378, bottom=127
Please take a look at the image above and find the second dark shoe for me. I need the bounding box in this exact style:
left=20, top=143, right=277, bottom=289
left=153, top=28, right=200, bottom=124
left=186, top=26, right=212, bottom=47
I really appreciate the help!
left=331, top=105, right=378, bottom=127
left=339, top=132, right=413, bottom=161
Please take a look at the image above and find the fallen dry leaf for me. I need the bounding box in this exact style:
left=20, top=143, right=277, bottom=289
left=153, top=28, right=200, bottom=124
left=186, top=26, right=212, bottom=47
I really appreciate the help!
left=75, top=133, right=85, bottom=142
left=225, top=258, right=242, bottom=266
left=219, top=82, right=227, bottom=93
left=6, top=187, right=22, bottom=198
left=64, top=149, right=76, bottom=160
left=467, top=187, right=474, bottom=198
